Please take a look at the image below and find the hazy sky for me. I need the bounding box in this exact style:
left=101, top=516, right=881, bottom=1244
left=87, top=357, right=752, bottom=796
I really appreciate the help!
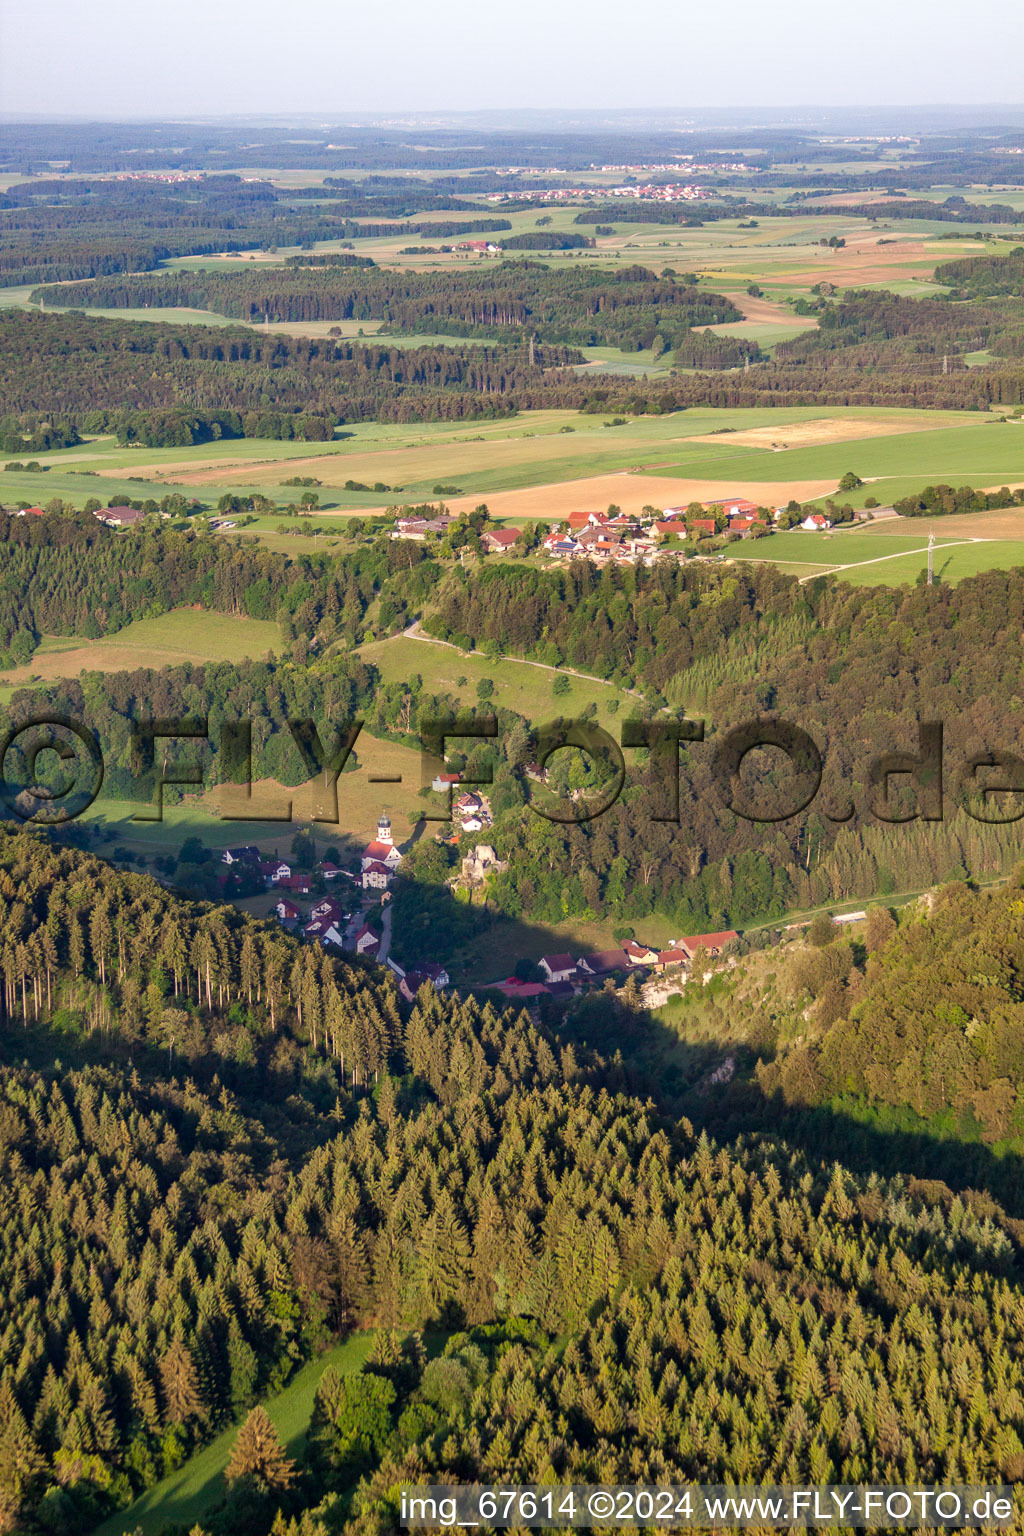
left=1, top=0, right=1022, bottom=119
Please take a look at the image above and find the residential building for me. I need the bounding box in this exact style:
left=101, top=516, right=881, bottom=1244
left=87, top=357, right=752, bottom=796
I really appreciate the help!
left=222, top=845, right=260, bottom=866
left=481, top=527, right=521, bottom=554
left=362, top=861, right=393, bottom=891
left=353, top=923, right=380, bottom=957
left=679, top=930, right=739, bottom=959
left=539, top=953, right=577, bottom=984
left=398, top=962, right=450, bottom=1001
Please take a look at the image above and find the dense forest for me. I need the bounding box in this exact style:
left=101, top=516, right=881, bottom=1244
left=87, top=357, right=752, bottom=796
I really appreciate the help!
left=0, top=514, right=428, bottom=663
left=934, top=246, right=1024, bottom=298
left=9, top=519, right=1024, bottom=945
left=683, top=873, right=1024, bottom=1181
left=5, top=302, right=1024, bottom=428
left=3, top=831, right=1024, bottom=1535
left=0, top=176, right=517, bottom=285
left=31, top=263, right=745, bottom=354
left=0, top=310, right=589, bottom=427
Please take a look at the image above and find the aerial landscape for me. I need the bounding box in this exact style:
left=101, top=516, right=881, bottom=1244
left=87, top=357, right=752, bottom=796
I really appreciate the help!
left=4, top=0, right=1024, bottom=1531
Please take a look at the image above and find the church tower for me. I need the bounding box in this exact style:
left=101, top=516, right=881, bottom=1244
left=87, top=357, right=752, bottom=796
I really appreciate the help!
left=377, top=812, right=393, bottom=846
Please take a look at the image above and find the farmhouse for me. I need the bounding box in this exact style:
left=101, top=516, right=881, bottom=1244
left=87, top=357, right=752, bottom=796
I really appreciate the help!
left=706, top=496, right=761, bottom=518
left=480, top=527, right=521, bottom=554
left=222, top=845, right=260, bottom=866
left=539, top=953, right=577, bottom=984
left=577, top=949, right=630, bottom=979
left=259, top=859, right=292, bottom=884
left=688, top=517, right=718, bottom=536
left=94, top=505, right=146, bottom=527
left=275, top=897, right=301, bottom=923
left=276, top=873, right=312, bottom=895
left=679, top=930, right=739, bottom=959
left=801, top=513, right=832, bottom=530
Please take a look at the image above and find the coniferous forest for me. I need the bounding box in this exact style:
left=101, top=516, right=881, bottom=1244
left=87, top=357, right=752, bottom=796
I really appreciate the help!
left=4, top=832, right=1024, bottom=1536
left=4, top=107, right=1024, bottom=1536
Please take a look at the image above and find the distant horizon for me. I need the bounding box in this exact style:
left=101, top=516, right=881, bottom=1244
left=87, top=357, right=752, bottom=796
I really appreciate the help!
left=2, top=0, right=1023, bottom=121
left=2, top=104, right=1024, bottom=128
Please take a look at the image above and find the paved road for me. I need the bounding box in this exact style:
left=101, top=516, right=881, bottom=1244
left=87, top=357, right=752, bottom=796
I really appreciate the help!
left=378, top=900, right=393, bottom=965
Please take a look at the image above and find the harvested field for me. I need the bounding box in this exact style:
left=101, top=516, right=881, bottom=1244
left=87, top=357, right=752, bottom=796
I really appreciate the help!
left=686, top=415, right=949, bottom=450
left=322, top=472, right=841, bottom=522
left=863, top=506, right=1024, bottom=539
left=707, top=293, right=818, bottom=330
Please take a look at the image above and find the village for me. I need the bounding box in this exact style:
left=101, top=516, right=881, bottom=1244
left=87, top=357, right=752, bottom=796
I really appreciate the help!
left=391, top=493, right=839, bottom=567
left=214, top=782, right=740, bottom=1016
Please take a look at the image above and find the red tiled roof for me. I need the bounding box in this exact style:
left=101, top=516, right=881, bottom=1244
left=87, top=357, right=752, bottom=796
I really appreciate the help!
left=364, top=840, right=396, bottom=860
left=680, top=930, right=739, bottom=952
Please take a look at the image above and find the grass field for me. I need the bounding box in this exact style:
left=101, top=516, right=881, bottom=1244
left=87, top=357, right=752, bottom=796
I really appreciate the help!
left=0, top=609, right=281, bottom=688
left=6, top=404, right=1024, bottom=585
left=731, top=525, right=1024, bottom=586
left=80, top=726, right=426, bottom=865
left=93, top=1333, right=376, bottom=1536
left=834, top=539, right=1024, bottom=586
left=9, top=408, right=1019, bottom=518
left=355, top=630, right=631, bottom=729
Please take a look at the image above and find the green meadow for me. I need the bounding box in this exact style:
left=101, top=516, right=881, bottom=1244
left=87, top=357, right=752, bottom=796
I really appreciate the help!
left=8, top=405, right=1013, bottom=512
left=92, top=1333, right=376, bottom=1536
left=355, top=631, right=631, bottom=728
left=646, top=420, right=1024, bottom=497
left=833, top=539, right=1024, bottom=586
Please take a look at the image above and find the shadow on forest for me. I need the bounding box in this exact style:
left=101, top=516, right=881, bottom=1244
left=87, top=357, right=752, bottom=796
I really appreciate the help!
left=21, top=820, right=1024, bottom=1222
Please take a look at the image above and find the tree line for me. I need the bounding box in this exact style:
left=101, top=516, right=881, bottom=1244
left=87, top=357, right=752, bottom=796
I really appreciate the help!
left=30, top=262, right=744, bottom=355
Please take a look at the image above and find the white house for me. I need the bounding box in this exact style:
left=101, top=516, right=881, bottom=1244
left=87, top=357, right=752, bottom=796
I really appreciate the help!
left=539, top=952, right=577, bottom=984
left=800, top=513, right=832, bottom=531
left=362, top=860, right=393, bottom=891
left=222, top=845, right=260, bottom=866
left=353, top=923, right=380, bottom=957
